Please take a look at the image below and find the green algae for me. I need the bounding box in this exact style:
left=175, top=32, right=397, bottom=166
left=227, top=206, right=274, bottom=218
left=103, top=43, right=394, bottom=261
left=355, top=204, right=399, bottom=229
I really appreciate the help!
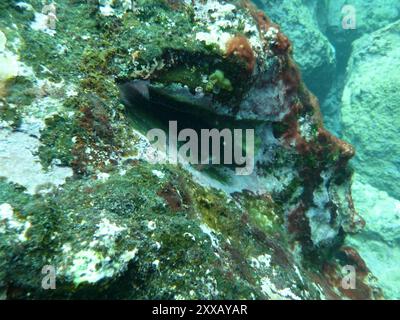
left=0, top=99, right=21, bottom=128
left=0, top=155, right=305, bottom=299
left=38, top=114, right=77, bottom=168
left=206, top=70, right=233, bottom=93
left=3, top=77, right=35, bottom=107
left=0, top=163, right=263, bottom=298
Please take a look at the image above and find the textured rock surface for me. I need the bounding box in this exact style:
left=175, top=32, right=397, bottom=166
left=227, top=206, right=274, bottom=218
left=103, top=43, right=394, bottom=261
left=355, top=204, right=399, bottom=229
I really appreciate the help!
left=247, top=2, right=400, bottom=301
left=255, top=0, right=336, bottom=99
left=0, top=30, right=20, bottom=98
left=0, top=0, right=381, bottom=299
left=325, top=0, right=400, bottom=48
left=341, top=20, right=400, bottom=300
left=347, top=175, right=400, bottom=299
left=341, top=20, right=400, bottom=199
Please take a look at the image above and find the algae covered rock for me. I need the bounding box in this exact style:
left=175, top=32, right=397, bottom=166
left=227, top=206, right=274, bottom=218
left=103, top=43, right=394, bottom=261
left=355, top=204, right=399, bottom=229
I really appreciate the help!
left=1, top=163, right=327, bottom=299
left=341, top=20, right=400, bottom=199
left=0, top=0, right=382, bottom=299
left=254, top=0, right=336, bottom=99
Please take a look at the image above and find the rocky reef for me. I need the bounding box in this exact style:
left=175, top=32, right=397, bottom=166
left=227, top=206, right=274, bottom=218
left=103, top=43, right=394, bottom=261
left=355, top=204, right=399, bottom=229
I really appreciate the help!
left=254, top=0, right=336, bottom=100
left=0, top=0, right=384, bottom=299
left=250, top=0, right=400, bottom=299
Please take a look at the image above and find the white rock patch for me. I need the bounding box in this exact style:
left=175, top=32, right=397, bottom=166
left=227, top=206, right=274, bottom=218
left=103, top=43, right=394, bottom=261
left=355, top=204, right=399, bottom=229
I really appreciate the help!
left=0, top=128, right=73, bottom=194
left=0, top=203, right=31, bottom=242
left=0, top=30, right=19, bottom=96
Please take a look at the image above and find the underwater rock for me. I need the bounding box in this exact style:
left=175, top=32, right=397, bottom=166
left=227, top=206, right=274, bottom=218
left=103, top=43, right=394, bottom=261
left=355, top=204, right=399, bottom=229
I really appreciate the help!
left=347, top=176, right=400, bottom=299
left=254, top=0, right=336, bottom=99
left=341, top=21, right=400, bottom=299
left=341, top=20, right=400, bottom=199
left=121, top=0, right=364, bottom=255
left=1, top=163, right=328, bottom=299
left=0, top=127, right=73, bottom=195
left=0, top=0, right=382, bottom=299
left=325, top=0, right=400, bottom=50
left=0, top=31, right=20, bottom=98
